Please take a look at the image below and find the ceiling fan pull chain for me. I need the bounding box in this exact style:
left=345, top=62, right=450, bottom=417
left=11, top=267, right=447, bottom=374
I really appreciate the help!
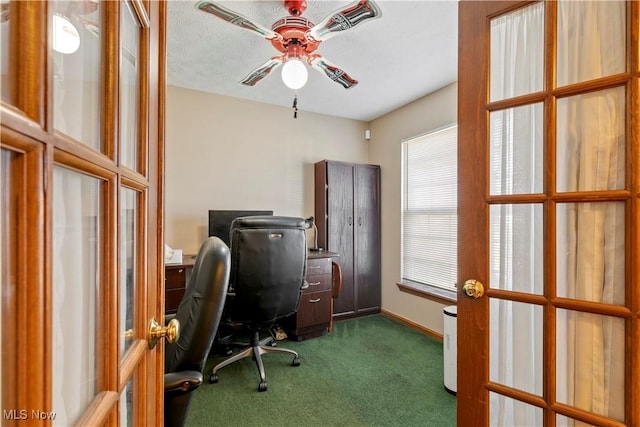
left=292, top=94, right=298, bottom=119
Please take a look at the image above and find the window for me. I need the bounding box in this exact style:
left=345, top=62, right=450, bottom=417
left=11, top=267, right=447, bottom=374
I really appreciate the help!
left=401, top=124, right=458, bottom=296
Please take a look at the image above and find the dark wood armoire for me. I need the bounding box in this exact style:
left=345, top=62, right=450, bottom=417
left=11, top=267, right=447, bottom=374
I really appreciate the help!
left=314, top=160, right=381, bottom=319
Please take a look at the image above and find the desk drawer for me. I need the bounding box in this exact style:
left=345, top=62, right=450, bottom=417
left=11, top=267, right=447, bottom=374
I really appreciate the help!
left=296, top=290, right=331, bottom=330
left=304, top=274, right=331, bottom=293
left=306, top=257, right=331, bottom=275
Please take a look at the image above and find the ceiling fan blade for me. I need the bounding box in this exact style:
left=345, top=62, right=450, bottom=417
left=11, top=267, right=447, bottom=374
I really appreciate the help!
left=196, top=1, right=282, bottom=41
left=307, top=0, right=381, bottom=42
left=309, top=56, right=358, bottom=89
left=240, top=57, right=285, bottom=86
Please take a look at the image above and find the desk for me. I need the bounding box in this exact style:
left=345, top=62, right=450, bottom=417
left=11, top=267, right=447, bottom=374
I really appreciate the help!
left=164, top=251, right=340, bottom=338
left=288, top=251, right=339, bottom=341
left=165, top=255, right=196, bottom=315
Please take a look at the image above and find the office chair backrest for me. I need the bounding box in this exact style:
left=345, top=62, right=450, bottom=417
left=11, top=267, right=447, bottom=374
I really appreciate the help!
left=228, top=216, right=307, bottom=324
left=165, top=236, right=230, bottom=374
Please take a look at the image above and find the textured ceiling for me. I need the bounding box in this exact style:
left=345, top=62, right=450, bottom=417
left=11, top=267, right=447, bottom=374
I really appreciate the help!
left=167, top=0, right=458, bottom=122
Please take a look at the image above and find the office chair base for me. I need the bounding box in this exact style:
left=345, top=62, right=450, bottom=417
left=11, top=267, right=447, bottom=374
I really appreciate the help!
left=209, top=332, right=300, bottom=391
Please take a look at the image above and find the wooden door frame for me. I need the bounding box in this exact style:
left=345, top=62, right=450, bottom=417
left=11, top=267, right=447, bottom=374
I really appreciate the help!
left=1, top=1, right=52, bottom=422
left=148, top=0, right=167, bottom=423
left=0, top=126, right=48, bottom=425
left=457, top=2, right=499, bottom=422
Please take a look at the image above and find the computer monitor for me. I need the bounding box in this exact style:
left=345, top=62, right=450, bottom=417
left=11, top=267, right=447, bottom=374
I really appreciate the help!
left=208, top=210, right=273, bottom=247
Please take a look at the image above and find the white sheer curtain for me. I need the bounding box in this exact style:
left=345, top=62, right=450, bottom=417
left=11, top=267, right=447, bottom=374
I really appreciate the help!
left=489, top=3, right=544, bottom=426
left=52, top=167, right=100, bottom=426
left=489, top=2, right=543, bottom=102
left=555, top=1, right=626, bottom=424
left=489, top=1, right=625, bottom=425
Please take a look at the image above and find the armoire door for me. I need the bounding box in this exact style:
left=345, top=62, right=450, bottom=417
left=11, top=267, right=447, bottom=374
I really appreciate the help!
left=354, top=164, right=381, bottom=314
left=1, top=1, right=167, bottom=425
left=458, top=1, right=639, bottom=426
left=326, top=161, right=355, bottom=317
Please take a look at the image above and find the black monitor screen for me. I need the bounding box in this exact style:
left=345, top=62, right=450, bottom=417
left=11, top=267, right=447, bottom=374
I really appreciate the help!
left=208, top=210, right=273, bottom=247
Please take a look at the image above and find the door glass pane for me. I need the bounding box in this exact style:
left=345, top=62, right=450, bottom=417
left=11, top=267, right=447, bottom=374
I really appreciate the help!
left=556, top=86, right=625, bottom=192
left=489, top=103, right=543, bottom=195
left=556, top=202, right=625, bottom=305
left=490, top=204, right=543, bottom=294
left=557, top=1, right=626, bottom=87
left=490, top=300, right=543, bottom=396
left=119, top=376, right=134, bottom=426
left=1, top=149, right=17, bottom=411
left=557, top=415, right=598, bottom=427
left=1, top=0, right=10, bottom=102
left=52, top=166, right=101, bottom=426
left=51, top=0, right=101, bottom=151
left=490, top=1, right=544, bottom=102
left=556, top=309, right=625, bottom=421
left=120, top=187, right=137, bottom=356
left=490, top=392, right=543, bottom=427
left=120, top=1, right=140, bottom=170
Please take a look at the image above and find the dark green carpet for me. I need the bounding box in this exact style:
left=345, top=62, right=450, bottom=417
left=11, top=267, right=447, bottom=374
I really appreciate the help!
left=186, top=314, right=456, bottom=426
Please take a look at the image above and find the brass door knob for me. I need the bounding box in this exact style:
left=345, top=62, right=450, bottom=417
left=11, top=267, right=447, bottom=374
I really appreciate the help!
left=462, top=279, right=484, bottom=299
left=148, top=317, right=180, bottom=349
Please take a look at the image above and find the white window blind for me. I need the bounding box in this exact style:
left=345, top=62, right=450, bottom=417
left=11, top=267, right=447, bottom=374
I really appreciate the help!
left=401, top=124, right=457, bottom=291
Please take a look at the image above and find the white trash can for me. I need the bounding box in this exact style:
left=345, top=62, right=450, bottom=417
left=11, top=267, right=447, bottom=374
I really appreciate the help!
left=443, top=305, right=457, bottom=395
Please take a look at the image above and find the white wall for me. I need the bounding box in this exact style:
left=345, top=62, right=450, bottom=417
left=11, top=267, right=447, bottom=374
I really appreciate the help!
left=165, top=83, right=458, bottom=335
left=368, top=82, right=458, bottom=335
left=165, top=86, right=369, bottom=254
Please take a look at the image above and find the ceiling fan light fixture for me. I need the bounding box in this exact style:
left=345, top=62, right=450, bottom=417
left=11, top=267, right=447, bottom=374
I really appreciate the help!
left=52, top=13, right=80, bottom=54
left=281, top=58, right=308, bottom=90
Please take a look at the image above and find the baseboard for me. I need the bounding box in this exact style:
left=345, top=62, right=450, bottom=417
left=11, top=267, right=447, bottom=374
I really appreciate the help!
left=381, top=309, right=443, bottom=342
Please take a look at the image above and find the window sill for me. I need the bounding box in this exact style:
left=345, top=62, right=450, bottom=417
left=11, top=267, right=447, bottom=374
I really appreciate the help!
left=397, top=281, right=457, bottom=305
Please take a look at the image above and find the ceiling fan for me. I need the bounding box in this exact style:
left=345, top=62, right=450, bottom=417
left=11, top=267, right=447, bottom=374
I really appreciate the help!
left=195, top=0, right=382, bottom=90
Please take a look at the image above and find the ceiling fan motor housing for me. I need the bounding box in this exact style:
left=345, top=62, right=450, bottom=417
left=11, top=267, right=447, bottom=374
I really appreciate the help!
left=271, top=16, right=319, bottom=54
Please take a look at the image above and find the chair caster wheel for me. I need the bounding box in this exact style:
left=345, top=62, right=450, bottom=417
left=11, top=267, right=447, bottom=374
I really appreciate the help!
left=292, top=356, right=301, bottom=366
left=209, top=374, right=218, bottom=384
left=258, top=381, right=267, bottom=392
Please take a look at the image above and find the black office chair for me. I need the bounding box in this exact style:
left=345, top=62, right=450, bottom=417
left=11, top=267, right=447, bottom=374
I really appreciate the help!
left=209, top=216, right=308, bottom=392
left=164, top=237, right=230, bottom=427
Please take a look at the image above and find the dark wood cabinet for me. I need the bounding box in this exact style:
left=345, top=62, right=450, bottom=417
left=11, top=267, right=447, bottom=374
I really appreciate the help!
left=288, top=252, right=337, bottom=341
left=164, top=256, right=195, bottom=315
left=314, top=160, right=381, bottom=319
